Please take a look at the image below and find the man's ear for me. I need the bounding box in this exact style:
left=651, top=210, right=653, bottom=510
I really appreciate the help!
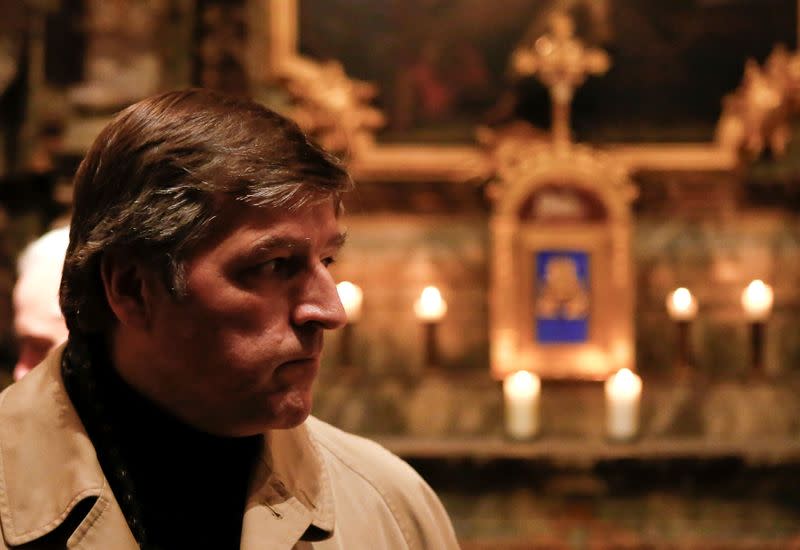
left=100, top=252, right=160, bottom=330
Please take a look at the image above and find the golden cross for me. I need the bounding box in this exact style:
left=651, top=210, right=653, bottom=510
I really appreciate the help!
left=513, top=12, right=610, bottom=147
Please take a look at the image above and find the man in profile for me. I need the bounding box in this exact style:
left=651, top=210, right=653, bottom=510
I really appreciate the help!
left=0, top=89, right=458, bottom=549
left=12, top=226, right=69, bottom=381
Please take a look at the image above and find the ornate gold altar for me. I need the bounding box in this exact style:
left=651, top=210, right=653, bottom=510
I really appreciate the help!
left=485, top=136, right=637, bottom=379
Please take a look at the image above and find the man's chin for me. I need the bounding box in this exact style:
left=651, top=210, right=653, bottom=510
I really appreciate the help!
left=263, top=387, right=313, bottom=429
left=203, top=388, right=313, bottom=436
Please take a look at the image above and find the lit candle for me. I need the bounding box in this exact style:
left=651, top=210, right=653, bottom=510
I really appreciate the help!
left=665, top=287, right=697, bottom=376
left=604, top=368, right=642, bottom=441
left=414, top=286, right=447, bottom=366
left=742, top=279, right=774, bottom=375
left=741, top=279, right=774, bottom=321
left=414, top=286, right=447, bottom=322
left=666, top=287, right=698, bottom=321
left=503, top=370, right=541, bottom=440
left=336, top=281, right=363, bottom=322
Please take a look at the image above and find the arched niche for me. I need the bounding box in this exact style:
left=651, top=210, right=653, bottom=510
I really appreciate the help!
left=489, top=144, right=638, bottom=380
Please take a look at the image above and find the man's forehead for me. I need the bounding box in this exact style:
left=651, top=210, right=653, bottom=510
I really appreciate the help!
left=198, top=199, right=344, bottom=255
left=220, top=195, right=337, bottom=224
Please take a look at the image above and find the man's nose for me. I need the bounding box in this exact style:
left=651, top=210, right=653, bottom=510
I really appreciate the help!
left=292, top=265, right=347, bottom=330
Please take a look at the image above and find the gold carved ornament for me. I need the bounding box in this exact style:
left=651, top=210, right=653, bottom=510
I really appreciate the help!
left=284, top=60, right=385, bottom=158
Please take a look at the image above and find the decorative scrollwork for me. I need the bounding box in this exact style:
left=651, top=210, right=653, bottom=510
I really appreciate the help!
left=284, top=60, right=385, bottom=158
left=716, top=44, right=800, bottom=159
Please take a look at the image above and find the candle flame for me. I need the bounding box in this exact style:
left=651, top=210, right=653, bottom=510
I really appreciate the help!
left=741, top=279, right=774, bottom=321
left=414, top=286, right=447, bottom=321
left=605, top=368, right=642, bottom=398
left=336, top=281, right=363, bottom=322
left=666, top=287, right=698, bottom=320
left=503, top=370, right=541, bottom=399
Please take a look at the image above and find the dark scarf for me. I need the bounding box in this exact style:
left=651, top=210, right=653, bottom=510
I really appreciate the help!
left=61, top=335, right=261, bottom=550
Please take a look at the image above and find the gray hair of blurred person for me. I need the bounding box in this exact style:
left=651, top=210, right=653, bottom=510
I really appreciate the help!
left=60, top=88, right=352, bottom=336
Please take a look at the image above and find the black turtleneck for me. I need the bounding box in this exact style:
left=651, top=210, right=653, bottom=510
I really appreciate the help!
left=62, top=336, right=261, bottom=550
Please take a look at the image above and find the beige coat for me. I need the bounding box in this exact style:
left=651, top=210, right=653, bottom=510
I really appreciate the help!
left=0, top=349, right=460, bottom=549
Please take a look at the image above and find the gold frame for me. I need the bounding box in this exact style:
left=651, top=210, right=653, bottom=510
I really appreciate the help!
left=520, top=226, right=608, bottom=347
left=517, top=226, right=614, bottom=379
left=489, top=145, right=636, bottom=380
left=263, top=0, right=490, bottom=183
left=261, top=0, right=737, bottom=180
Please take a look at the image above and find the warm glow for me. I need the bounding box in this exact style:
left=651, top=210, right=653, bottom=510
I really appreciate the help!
left=336, top=281, right=363, bottom=322
left=503, top=370, right=541, bottom=400
left=535, top=36, right=554, bottom=56
left=414, top=286, right=448, bottom=322
left=611, top=338, right=632, bottom=372
left=666, top=287, right=698, bottom=321
left=605, top=368, right=642, bottom=400
left=493, top=329, right=516, bottom=375
left=741, top=280, right=774, bottom=321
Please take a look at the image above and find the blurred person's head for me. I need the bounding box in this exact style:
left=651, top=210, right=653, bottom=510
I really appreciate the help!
left=61, top=88, right=351, bottom=435
left=13, top=226, right=70, bottom=380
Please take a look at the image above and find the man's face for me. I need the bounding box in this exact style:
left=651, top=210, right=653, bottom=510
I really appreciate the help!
left=120, top=199, right=347, bottom=436
left=13, top=271, right=69, bottom=380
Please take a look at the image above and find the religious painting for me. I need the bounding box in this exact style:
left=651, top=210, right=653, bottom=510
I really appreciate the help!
left=299, top=0, right=555, bottom=143
left=534, top=250, right=590, bottom=344
left=297, top=0, right=793, bottom=143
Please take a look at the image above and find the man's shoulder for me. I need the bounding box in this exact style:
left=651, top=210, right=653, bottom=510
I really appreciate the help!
left=303, top=416, right=460, bottom=549
left=0, top=351, right=58, bottom=420
left=305, top=415, right=420, bottom=490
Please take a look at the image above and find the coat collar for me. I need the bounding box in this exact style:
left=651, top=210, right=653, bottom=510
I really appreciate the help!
left=0, top=343, right=112, bottom=546
left=0, top=344, right=335, bottom=548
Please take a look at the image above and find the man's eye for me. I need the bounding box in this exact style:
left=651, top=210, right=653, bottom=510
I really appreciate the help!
left=250, top=257, right=297, bottom=277
left=322, top=256, right=336, bottom=268
left=264, top=257, right=293, bottom=274
left=270, top=258, right=287, bottom=271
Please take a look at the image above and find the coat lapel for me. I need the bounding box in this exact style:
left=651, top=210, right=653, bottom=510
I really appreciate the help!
left=240, top=420, right=336, bottom=549
left=0, top=346, right=136, bottom=549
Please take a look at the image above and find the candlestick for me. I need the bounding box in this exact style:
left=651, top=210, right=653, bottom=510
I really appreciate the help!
left=503, top=370, right=541, bottom=440
left=604, top=368, right=642, bottom=441
left=337, top=281, right=363, bottom=366
left=741, top=280, right=773, bottom=375
left=422, top=322, right=439, bottom=366
left=665, top=288, right=697, bottom=377
left=414, top=286, right=447, bottom=366
left=750, top=321, right=765, bottom=374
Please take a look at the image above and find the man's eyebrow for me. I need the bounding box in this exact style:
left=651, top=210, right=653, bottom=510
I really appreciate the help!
left=249, top=236, right=307, bottom=254
left=328, top=231, right=348, bottom=249
left=247, top=231, right=347, bottom=255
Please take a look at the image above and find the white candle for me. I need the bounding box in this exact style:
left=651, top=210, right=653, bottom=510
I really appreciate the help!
left=413, top=286, right=447, bottom=322
left=604, top=368, right=642, bottom=441
left=503, top=371, right=541, bottom=440
left=666, top=287, right=698, bottom=321
left=741, top=279, right=774, bottom=321
left=336, top=281, right=363, bottom=322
